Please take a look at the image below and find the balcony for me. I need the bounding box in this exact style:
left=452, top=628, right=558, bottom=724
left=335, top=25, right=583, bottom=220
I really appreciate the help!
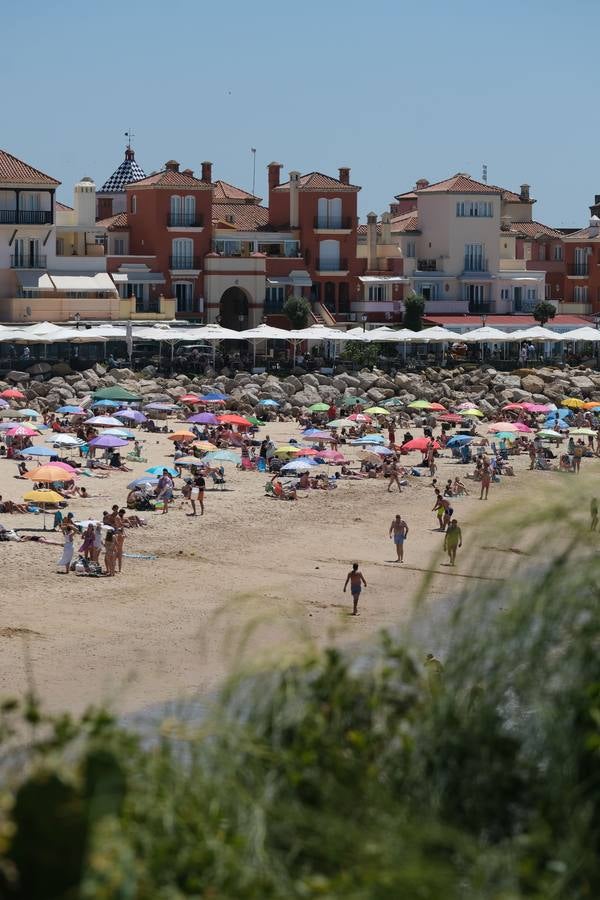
left=167, top=213, right=204, bottom=228
left=416, top=258, right=438, bottom=272
left=136, top=298, right=161, bottom=314
left=463, top=257, right=488, bottom=273
left=567, top=263, right=589, bottom=276
left=313, top=217, right=353, bottom=230
left=11, top=254, right=47, bottom=268
left=169, top=255, right=201, bottom=270
left=316, top=257, right=348, bottom=272
left=0, top=209, right=53, bottom=225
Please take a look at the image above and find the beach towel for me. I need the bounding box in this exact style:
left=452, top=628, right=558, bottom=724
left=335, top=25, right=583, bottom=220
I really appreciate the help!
left=123, top=552, right=157, bottom=560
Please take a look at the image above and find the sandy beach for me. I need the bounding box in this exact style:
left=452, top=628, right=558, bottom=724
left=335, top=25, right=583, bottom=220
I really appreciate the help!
left=0, top=417, right=588, bottom=716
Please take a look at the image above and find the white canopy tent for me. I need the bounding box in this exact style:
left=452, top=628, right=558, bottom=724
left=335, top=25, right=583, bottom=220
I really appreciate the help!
left=563, top=326, right=600, bottom=342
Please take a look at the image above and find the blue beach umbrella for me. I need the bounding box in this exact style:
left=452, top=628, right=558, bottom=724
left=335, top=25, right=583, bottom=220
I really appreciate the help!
left=146, top=465, right=179, bottom=477
left=349, top=435, right=385, bottom=445
left=18, top=445, right=57, bottom=457
left=258, top=399, right=280, bottom=407
left=57, top=405, right=86, bottom=415
left=93, top=399, right=121, bottom=408
left=127, top=477, right=159, bottom=490
left=203, top=450, right=240, bottom=464
left=201, top=392, right=229, bottom=402
left=446, top=435, right=474, bottom=447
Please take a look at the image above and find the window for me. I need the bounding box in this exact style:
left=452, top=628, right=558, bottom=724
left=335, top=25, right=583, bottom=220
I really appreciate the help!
left=545, top=285, right=551, bottom=300
left=574, top=286, right=589, bottom=302
left=170, top=195, right=182, bottom=218
left=463, top=284, right=487, bottom=303
left=318, top=239, right=340, bottom=271
left=368, top=285, right=386, bottom=301
left=416, top=282, right=438, bottom=301
left=265, top=286, right=285, bottom=309
left=113, top=238, right=125, bottom=255
left=56, top=238, right=65, bottom=256
left=553, top=244, right=563, bottom=261
left=464, top=243, right=486, bottom=271
left=500, top=288, right=510, bottom=300
left=317, top=197, right=342, bottom=228
left=215, top=239, right=241, bottom=256
left=172, top=238, right=193, bottom=266
left=538, top=243, right=546, bottom=261
left=526, top=288, right=537, bottom=301
left=405, top=241, right=416, bottom=258
left=184, top=195, right=195, bottom=225
left=174, top=282, right=195, bottom=312
left=284, top=240, right=300, bottom=257
left=128, top=283, right=145, bottom=301
left=456, top=200, right=493, bottom=217
left=131, top=195, right=137, bottom=214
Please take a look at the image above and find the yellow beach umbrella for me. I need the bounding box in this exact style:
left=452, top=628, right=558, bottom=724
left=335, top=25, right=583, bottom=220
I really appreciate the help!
left=24, top=489, right=64, bottom=504
left=274, top=445, right=301, bottom=457
left=364, top=406, right=389, bottom=415
left=192, top=441, right=217, bottom=452
left=462, top=409, right=484, bottom=418
left=562, top=398, right=585, bottom=409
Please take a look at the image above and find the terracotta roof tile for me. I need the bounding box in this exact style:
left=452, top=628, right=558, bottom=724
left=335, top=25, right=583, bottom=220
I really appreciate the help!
left=131, top=168, right=210, bottom=189
left=213, top=180, right=261, bottom=203
left=390, top=212, right=420, bottom=233
left=357, top=223, right=382, bottom=237
left=417, top=173, right=500, bottom=195
left=212, top=203, right=270, bottom=231
left=275, top=171, right=360, bottom=191
left=0, top=149, right=60, bottom=186
left=393, top=190, right=418, bottom=201
left=55, top=201, right=73, bottom=212
left=563, top=222, right=600, bottom=241
left=96, top=212, right=129, bottom=230
left=509, top=220, right=562, bottom=239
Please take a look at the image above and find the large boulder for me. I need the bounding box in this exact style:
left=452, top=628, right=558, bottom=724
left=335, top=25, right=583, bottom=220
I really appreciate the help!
left=293, top=388, right=321, bottom=407
left=4, top=370, right=30, bottom=384
left=569, top=375, right=595, bottom=393
left=521, top=374, right=545, bottom=394
left=300, top=373, right=320, bottom=389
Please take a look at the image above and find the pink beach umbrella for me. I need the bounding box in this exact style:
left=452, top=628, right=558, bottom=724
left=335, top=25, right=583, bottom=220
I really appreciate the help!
left=6, top=425, right=38, bottom=437
left=348, top=413, right=372, bottom=423
left=488, top=422, right=519, bottom=433
left=514, top=422, right=534, bottom=433
left=502, top=403, right=526, bottom=411
left=319, top=450, right=347, bottom=462
left=522, top=403, right=553, bottom=413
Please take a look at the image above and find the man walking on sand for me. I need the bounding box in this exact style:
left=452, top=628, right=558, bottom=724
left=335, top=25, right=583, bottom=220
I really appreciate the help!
left=343, top=562, right=367, bottom=616
left=389, top=514, right=409, bottom=562
left=443, top=518, right=462, bottom=566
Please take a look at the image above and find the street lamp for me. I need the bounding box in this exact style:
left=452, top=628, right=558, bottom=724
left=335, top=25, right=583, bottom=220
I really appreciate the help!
left=74, top=312, right=81, bottom=330
left=361, top=312, right=368, bottom=332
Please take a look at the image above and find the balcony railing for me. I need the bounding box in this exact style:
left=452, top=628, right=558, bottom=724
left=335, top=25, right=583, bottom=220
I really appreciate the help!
left=316, top=257, right=348, bottom=272
left=314, top=217, right=352, bottom=230
left=468, top=301, right=492, bottom=314
left=416, top=258, right=437, bottom=271
left=167, top=213, right=204, bottom=227
left=568, top=263, right=589, bottom=276
left=0, top=209, right=53, bottom=225
left=11, top=254, right=47, bottom=268
left=463, top=257, right=488, bottom=272
left=136, top=298, right=161, bottom=314
left=169, top=255, right=201, bottom=270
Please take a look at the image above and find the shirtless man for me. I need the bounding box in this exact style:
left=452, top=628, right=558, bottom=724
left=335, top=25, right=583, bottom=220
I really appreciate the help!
left=479, top=461, right=491, bottom=500
left=389, top=514, right=409, bottom=562
left=387, top=460, right=402, bottom=493
left=343, top=562, right=367, bottom=616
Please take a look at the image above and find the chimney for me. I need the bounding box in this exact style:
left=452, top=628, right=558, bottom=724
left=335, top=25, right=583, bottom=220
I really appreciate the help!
left=389, top=202, right=400, bottom=216
left=500, top=215, right=512, bottom=232
left=268, top=162, right=282, bottom=191
left=381, top=211, right=392, bottom=244
left=125, top=147, right=135, bottom=162
left=367, top=212, right=378, bottom=270
left=339, top=167, right=350, bottom=185
left=520, top=183, right=530, bottom=201
left=415, top=178, right=429, bottom=191
left=182, top=168, right=194, bottom=177
left=165, top=160, right=179, bottom=172
left=201, top=161, right=212, bottom=183
left=289, top=170, right=300, bottom=228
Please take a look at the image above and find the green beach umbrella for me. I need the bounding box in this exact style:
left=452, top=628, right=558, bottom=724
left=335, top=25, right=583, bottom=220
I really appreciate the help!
left=341, top=396, right=365, bottom=407
left=408, top=399, right=433, bottom=410
left=247, top=416, right=266, bottom=426
left=308, top=402, right=330, bottom=412
left=383, top=398, right=404, bottom=407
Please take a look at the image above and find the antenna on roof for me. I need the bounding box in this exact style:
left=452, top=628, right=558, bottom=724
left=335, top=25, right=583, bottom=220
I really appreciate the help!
left=125, top=129, right=135, bottom=150
left=482, top=164, right=488, bottom=183
left=251, top=148, right=257, bottom=199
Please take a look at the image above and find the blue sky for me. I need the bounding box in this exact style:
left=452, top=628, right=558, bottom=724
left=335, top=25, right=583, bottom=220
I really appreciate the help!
left=3, top=0, right=598, bottom=226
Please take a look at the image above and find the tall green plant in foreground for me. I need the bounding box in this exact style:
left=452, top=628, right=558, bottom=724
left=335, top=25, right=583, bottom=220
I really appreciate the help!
left=2, top=484, right=600, bottom=897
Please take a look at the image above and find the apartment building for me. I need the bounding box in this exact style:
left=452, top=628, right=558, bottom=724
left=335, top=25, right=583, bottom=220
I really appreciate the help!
left=562, top=212, right=600, bottom=315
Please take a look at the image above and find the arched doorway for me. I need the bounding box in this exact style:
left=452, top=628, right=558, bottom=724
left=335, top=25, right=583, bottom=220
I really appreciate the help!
left=219, top=286, right=249, bottom=330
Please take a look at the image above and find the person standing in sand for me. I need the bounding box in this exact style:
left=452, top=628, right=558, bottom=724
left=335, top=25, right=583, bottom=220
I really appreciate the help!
left=343, top=563, right=367, bottom=616
left=443, top=519, right=462, bottom=566
left=479, top=461, right=491, bottom=500
left=57, top=521, right=76, bottom=575
left=156, top=469, right=174, bottom=514
left=389, top=514, right=409, bottom=562
left=387, top=460, right=402, bottom=493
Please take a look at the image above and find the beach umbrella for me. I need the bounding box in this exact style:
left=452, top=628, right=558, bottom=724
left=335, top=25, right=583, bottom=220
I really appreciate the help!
left=5, top=409, right=31, bottom=419
left=0, top=399, right=9, bottom=409
left=341, top=396, right=366, bottom=407
left=364, top=406, right=389, bottom=416
left=521, top=403, right=553, bottom=413
left=291, top=456, right=319, bottom=467
left=488, top=422, right=519, bottom=433
left=115, top=409, right=147, bottom=423
left=401, top=438, right=441, bottom=451
left=349, top=435, right=386, bottom=445
left=172, top=457, right=202, bottom=468
left=24, top=465, right=77, bottom=482
left=42, top=461, right=78, bottom=475
left=297, top=447, right=320, bottom=456
left=456, top=401, right=476, bottom=410
left=75, top=520, right=114, bottom=532
left=180, top=394, right=202, bottom=403
left=317, top=450, right=347, bottom=462
left=328, top=418, right=355, bottom=429
left=103, top=428, right=135, bottom=439
left=408, top=400, right=433, bottom=410
left=446, top=435, right=474, bottom=447
left=168, top=430, right=195, bottom=442
left=203, top=450, right=240, bottom=464
left=191, top=441, right=217, bottom=451
left=93, top=399, right=121, bottom=408
left=146, top=465, right=179, bottom=477
left=144, top=402, right=179, bottom=412
left=258, top=399, right=280, bottom=407
left=127, top=477, right=158, bottom=489
left=0, top=389, right=25, bottom=399
left=367, top=445, right=394, bottom=456
left=382, top=398, right=404, bottom=407
left=438, top=413, right=464, bottom=424
left=308, top=402, right=330, bottom=412
left=218, top=414, right=252, bottom=427
left=537, top=429, right=562, bottom=439
left=57, top=405, right=86, bottom=415
left=562, top=398, right=586, bottom=408
left=246, top=416, right=266, bottom=426
left=302, top=428, right=331, bottom=437
left=502, top=403, right=526, bottom=411
left=493, top=432, right=518, bottom=442
left=568, top=427, right=597, bottom=436
left=513, top=422, right=534, bottom=433
left=48, top=434, right=84, bottom=447
left=187, top=412, right=219, bottom=425
left=200, top=392, right=230, bottom=402
left=274, top=445, right=302, bottom=457
left=18, top=408, right=40, bottom=418
left=348, top=413, right=372, bottom=423
left=461, top=409, right=484, bottom=418
left=23, top=488, right=64, bottom=529
left=19, top=446, right=58, bottom=457
left=281, top=460, right=314, bottom=472
left=85, top=415, right=125, bottom=427
left=301, top=431, right=333, bottom=442
left=88, top=435, right=128, bottom=449
left=6, top=425, right=38, bottom=437
left=581, top=401, right=600, bottom=410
